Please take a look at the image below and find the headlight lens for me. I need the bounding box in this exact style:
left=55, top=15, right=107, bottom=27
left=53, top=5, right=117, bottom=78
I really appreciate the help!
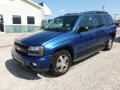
left=28, top=46, right=45, bottom=56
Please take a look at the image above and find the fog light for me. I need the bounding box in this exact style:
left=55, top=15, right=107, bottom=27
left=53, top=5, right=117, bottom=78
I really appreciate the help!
left=32, top=63, right=37, bottom=67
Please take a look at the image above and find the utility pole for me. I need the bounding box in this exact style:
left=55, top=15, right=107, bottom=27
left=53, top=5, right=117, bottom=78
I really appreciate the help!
left=114, top=13, right=120, bottom=22
left=114, top=13, right=117, bottom=22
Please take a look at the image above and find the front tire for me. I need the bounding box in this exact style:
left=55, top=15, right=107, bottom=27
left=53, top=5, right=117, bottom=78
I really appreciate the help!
left=104, top=36, right=113, bottom=51
left=51, top=50, right=72, bottom=76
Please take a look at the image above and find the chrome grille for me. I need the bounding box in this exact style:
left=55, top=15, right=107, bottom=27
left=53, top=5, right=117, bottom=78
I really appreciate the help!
left=15, top=42, right=28, bottom=55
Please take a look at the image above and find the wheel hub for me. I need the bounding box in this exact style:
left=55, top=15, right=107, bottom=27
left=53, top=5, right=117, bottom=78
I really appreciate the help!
left=56, top=55, right=69, bottom=72
left=108, top=39, right=113, bottom=48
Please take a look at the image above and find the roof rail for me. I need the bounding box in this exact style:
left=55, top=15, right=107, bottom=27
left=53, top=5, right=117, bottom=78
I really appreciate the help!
left=62, top=11, right=108, bottom=16
left=64, top=13, right=81, bottom=16
left=84, top=11, right=108, bottom=14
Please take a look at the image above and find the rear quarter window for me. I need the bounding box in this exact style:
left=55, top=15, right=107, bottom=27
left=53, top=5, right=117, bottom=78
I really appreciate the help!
left=103, top=15, right=114, bottom=25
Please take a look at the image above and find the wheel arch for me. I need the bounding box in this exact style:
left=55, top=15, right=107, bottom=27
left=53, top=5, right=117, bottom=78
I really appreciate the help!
left=109, top=32, right=116, bottom=39
left=53, top=46, right=75, bottom=62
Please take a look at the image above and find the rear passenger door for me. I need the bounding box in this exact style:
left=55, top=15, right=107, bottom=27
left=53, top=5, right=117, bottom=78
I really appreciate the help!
left=92, top=14, right=108, bottom=46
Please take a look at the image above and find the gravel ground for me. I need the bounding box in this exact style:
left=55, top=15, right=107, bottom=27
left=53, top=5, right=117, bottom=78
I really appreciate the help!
left=0, top=35, right=120, bottom=90
left=0, top=33, right=32, bottom=47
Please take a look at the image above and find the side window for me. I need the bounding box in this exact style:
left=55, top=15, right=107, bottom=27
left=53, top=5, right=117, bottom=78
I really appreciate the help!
left=93, top=15, right=104, bottom=28
left=80, top=15, right=94, bottom=30
left=104, top=15, right=114, bottom=25
left=27, top=16, right=35, bottom=24
left=12, top=15, right=21, bottom=24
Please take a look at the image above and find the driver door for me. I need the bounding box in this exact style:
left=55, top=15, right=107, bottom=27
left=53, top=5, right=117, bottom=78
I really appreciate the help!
left=74, top=15, right=97, bottom=59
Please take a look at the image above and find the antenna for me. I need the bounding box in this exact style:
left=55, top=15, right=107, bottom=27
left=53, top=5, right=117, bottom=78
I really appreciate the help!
left=102, top=6, right=105, bottom=11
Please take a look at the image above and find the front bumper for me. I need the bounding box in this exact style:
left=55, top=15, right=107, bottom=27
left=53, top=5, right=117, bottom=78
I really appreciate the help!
left=11, top=48, right=52, bottom=72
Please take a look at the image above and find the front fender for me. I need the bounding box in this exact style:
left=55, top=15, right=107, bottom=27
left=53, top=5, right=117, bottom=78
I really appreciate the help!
left=43, top=39, right=75, bottom=55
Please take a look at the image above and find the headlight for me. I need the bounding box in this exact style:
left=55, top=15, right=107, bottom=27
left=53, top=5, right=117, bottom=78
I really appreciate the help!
left=28, top=46, right=45, bottom=56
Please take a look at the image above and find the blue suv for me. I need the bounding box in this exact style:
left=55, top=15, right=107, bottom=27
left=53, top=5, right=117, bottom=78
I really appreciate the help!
left=12, top=11, right=116, bottom=76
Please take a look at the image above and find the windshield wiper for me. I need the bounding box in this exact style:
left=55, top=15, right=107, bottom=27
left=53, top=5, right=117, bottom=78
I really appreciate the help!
left=44, top=27, right=70, bottom=32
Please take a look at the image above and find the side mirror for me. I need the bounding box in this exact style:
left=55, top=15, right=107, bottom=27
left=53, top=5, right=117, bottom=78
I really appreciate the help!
left=48, top=19, right=53, bottom=23
left=77, top=27, right=89, bottom=33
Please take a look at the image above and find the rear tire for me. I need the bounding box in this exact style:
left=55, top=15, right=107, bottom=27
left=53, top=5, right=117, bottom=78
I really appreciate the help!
left=104, top=36, right=113, bottom=51
left=51, top=50, right=72, bottom=76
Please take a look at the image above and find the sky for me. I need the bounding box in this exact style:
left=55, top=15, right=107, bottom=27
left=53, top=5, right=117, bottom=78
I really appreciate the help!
left=33, top=0, right=120, bottom=19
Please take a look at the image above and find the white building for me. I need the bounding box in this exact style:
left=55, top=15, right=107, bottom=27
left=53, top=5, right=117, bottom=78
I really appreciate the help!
left=0, top=0, right=52, bottom=33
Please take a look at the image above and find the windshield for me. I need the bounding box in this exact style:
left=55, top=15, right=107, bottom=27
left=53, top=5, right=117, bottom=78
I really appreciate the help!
left=44, top=16, right=79, bottom=32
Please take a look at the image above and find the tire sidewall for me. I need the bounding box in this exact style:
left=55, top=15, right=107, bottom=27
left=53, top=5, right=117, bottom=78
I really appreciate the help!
left=52, top=50, right=72, bottom=76
left=105, top=36, right=113, bottom=50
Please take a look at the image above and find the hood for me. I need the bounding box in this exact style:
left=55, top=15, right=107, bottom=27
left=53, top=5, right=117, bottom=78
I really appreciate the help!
left=15, top=31, right=64, bottom=46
